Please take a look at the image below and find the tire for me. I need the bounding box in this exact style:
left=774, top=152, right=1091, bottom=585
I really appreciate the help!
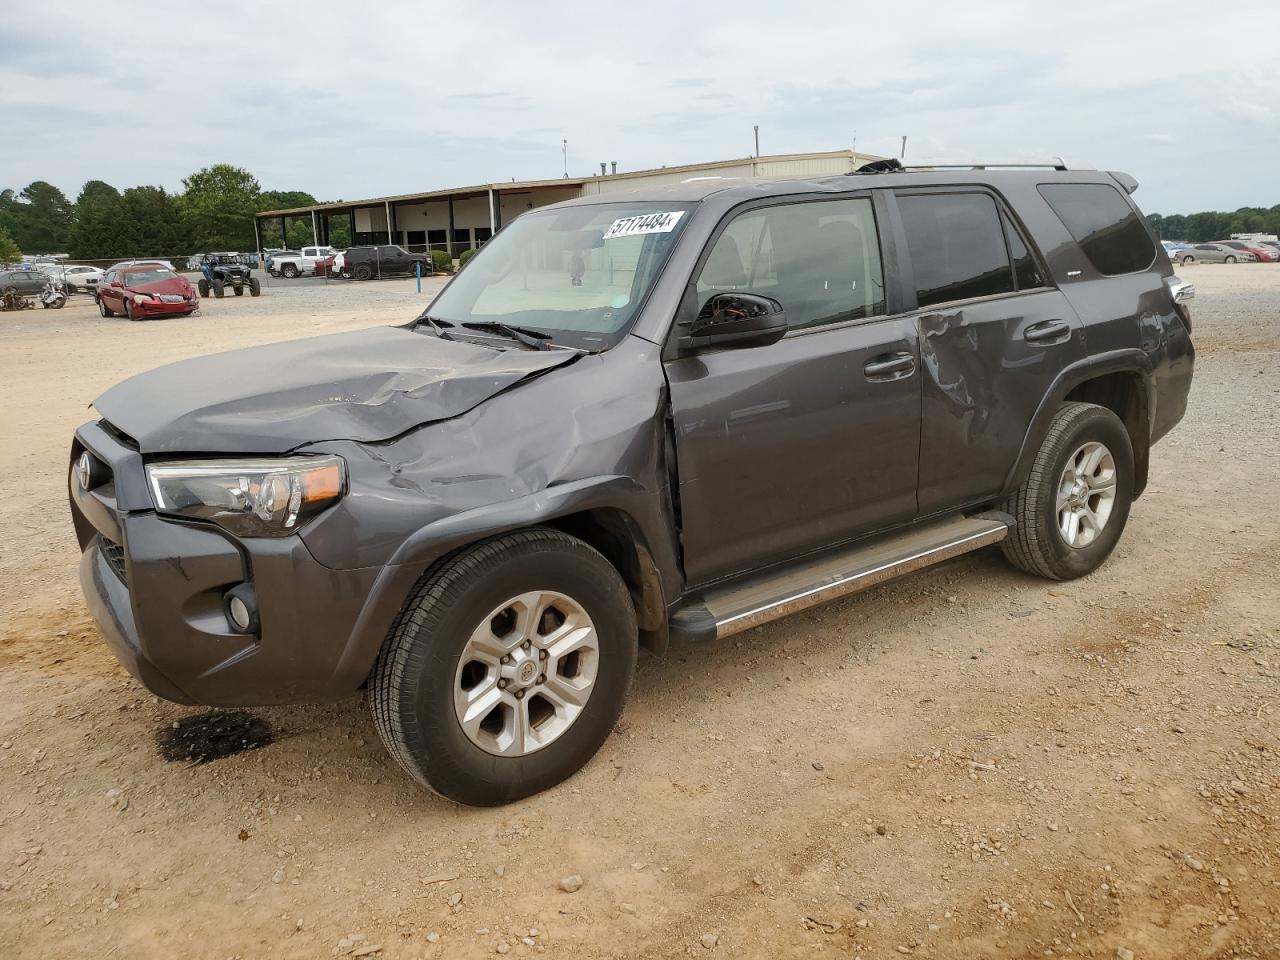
left=233, top=284, right=244, bottom=296
left=353, top=263, right=373, bottom=281
left=1179, top=256, right=1194, bottom=265
left=212, top=279, right=225, bottom=298
left=249, top=278, right=261, bottom=297
left=1225, top=255, right=1236, bottom=264
left=340, top=268, right=351, bottom=280
left=198, top=279, right=210, bottom=297
left=281, top=264, right=299, bottom=279
left=98, top=296, right=115, bottom=318
left=124, top=299, right=137, bottom=321
left=50, top=295, right=66, bottom=309
left=370, top=528, right=638, bottom=806
left=1001, top=402, right=1134, bottom=581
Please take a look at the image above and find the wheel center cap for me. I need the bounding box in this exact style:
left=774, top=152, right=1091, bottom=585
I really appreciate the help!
left=517, top=660, right=538, bottom=684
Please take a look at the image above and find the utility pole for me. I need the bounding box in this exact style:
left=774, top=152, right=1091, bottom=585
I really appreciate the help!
left=562, top=139, right=568, bottom=178
left=753, top=124, right=760, bottom=157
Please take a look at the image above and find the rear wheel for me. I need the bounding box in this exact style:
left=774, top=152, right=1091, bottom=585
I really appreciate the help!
left=1001, top=402, right=1134, bottom=581
left=212, top=279, right=225, bottom=298
left=281, top=264, right=299, bottom=279
left=98, top=296, right=115, bottom=318
left=370, top=528, right=638, bottom=806
left=248, top=277, right=261, bottom=297
left=1179, top=255, right=1195, bottom=265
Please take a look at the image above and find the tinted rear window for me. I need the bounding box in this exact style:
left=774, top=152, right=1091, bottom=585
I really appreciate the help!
left=898, top=192, right=1015, bottom=308
left=1038, top=183, right=1155, bottom=276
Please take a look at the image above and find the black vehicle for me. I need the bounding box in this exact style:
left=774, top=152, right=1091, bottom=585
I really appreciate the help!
left=341, top=244, right=432, bottom=280
left=70, top=162, right=1193, bottom=806
left=199, top=254, right=260, bottom=298
left=0, top=268, right=52, bottom=298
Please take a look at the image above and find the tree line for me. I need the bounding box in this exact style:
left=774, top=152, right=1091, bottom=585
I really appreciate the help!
left=0, top=164, right=348, bottom=263
left=1146, top=206, right=1280, bottom=242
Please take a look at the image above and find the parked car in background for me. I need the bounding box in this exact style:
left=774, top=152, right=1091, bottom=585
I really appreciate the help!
left=265, top=250, right=299, bottom=274
left=269, top=246, right=337, bottom=278
left=0, top=268, right=52, bottom=298
left=62, top=264, right=107, bottom=293
left=109, top=259, right=177, bottom=273
left=97, top=265, right=198, bottom=320
left=1215, top=240, right=1276, bottom=263
left=341, top=244, right=431, bottom=280
left=1173, top=243, right=1256, bottom=265
left=1161, top=240, right=1188, bottom=258
left=70, top=164, right=1195, bottom=805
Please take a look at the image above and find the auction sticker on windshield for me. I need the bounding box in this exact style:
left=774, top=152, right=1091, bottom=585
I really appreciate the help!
left=603, top=211, right=685, bottom=240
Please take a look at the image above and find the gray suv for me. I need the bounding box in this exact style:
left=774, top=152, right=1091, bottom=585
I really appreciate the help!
left=70, top=162, right=1195, bottom=805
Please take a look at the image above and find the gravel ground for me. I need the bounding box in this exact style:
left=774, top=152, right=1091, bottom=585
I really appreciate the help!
left=1, top=264, right=1278, bottom=959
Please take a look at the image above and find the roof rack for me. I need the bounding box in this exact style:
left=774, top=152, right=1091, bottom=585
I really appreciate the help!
left=851, top=158, right=1071, bottom=175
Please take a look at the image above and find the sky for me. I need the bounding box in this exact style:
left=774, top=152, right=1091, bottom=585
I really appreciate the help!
left=3, top=0, right=1278, bottom=216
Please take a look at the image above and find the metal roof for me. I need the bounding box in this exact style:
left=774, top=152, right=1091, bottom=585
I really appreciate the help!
left=253, top=150, right=876, bottom=218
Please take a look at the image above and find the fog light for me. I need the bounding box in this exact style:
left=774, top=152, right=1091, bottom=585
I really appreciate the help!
left=223, top=584, right=259, bottom=634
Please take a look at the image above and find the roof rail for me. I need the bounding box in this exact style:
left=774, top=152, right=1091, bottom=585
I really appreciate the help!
left=851, top=158, right=1071, bottom=175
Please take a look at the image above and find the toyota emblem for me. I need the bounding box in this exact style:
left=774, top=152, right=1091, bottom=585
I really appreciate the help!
left=77, top=452, right=93, bottom=490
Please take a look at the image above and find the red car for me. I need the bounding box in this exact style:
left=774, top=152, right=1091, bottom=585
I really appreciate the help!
left=97, top=265, right=199, bottom=320
left=1216, top=240, right=1277, bottom=263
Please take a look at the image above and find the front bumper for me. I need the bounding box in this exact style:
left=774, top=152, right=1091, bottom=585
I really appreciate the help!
left=70, top=421, right=385, bottom=706
left=135, top=296, right=197, bottom=315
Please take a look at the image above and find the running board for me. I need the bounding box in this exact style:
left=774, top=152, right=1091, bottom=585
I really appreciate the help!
left=673, top=514, right=1011, bottom=642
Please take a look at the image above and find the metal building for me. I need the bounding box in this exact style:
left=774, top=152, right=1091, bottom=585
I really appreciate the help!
left=252, top=150, right=880, bottom=261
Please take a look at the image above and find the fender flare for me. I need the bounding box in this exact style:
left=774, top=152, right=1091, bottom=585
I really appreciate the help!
left=1002, top=350, right=1154, bottom=497
left=324, top=475, right=675, bottom=694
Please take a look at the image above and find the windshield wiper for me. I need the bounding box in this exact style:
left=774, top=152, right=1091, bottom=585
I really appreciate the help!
left=459, top=321, right=553, bottom=351
left=413, top=314, right=457, bottom=341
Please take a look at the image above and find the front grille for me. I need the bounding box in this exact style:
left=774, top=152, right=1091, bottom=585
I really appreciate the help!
left=100, top=536, right=127, bottom=586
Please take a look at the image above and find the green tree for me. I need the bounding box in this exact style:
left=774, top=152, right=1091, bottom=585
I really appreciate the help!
left=9, top=181, right=73, bottom=253
left=180, top=164, right=261, bottom=251
left=116, top=186, right=191, bottom=257
left=68, top=180, right=123, bottom=260
left=0, top=226, right=20, bottom=263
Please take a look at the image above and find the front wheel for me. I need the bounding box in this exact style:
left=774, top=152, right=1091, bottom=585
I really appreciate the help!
left=353, top=264, right=373, bottom=281
left=370, top=528, right=638, bottom=806
left=197, top=278, right=210, bottom=297
left=1001, top=402, right=1134, bottom=581
left=233, top=284, right=244, bottom=296
left=124, top=299, right=137, bottom=321
left=248, top=277, right=261, bottom=296
left=1225, top=255, right=1237, bottom=264
left=212, top=279, right=225, bottom=298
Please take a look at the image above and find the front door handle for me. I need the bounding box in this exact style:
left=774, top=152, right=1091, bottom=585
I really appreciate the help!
left=864, top=352, right=916, bottom=381
left=1024, top=319, right=1072, bottom=343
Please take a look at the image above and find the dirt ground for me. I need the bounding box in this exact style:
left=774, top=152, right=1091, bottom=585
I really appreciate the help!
left=1, top=266, right=1278, bottom=960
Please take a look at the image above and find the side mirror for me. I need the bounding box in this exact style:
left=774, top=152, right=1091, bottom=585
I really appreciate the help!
left=680, top=293, right=787, bottom=352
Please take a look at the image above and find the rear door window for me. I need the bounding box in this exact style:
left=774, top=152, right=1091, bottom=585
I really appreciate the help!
left=696, top=196, right=885, bottom=331
left=1037, top=183, right=1156, bottom=276
left=897, top=192, right=1015, bottom=308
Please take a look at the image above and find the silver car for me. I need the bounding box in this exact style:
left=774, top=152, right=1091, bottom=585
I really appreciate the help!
left=1173, top=243, right=1256, bottom=265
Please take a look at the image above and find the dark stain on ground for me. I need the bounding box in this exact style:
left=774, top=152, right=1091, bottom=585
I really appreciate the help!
left=157, top=710, right=275, bottom=764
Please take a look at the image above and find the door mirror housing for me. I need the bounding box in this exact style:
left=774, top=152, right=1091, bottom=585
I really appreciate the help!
left=680, top=293, right=787, bottom=352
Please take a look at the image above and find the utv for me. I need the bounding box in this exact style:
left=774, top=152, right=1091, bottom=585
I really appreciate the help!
left=198, top=254, right=261, bottom=298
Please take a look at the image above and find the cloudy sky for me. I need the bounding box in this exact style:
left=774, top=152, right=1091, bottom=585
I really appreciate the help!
left=4, top=0, right=1277, bottom=215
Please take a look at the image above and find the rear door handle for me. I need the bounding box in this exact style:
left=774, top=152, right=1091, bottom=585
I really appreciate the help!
left=1024, top=319, right=1072, bottom=343
left=863, top=352, right=916, bottom=381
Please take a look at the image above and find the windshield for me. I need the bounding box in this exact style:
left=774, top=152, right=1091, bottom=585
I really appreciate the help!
left=427, top=202, right=693, bottom=349
left=125, top=268, right=178, bottom=284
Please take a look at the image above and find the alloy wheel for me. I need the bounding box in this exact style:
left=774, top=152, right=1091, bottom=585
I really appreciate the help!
left=1056, top=441, right=1117, bottom=548
left=453, top=591, right=599, bottom=757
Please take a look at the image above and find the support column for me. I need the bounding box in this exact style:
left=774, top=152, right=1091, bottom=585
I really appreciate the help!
left=279, top=216, right=287, bottom=248
left=384, top=201, right=392, bottom=245
left=488, top=187, right=497, bottom=237
left=310, top=210, right=318, bottom=246
left=447, top=196, right=456, bottom=257
left=253, top=218, right=262, bottom=267
left=349, top=210, right=356, bottom=245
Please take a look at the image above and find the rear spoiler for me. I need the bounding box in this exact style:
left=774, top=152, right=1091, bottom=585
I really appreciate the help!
left=1109, top=171, right=1139, bottom=194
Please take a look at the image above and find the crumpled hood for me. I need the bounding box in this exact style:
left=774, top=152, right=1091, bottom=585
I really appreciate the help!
left=93, top=326, right=578, bottom=454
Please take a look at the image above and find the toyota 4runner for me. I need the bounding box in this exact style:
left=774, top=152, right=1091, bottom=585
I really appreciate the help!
left=70, top=161, right=1194, bottom=805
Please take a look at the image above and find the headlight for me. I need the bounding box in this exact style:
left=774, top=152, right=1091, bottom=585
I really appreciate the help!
left=145, top=456, right=345, bottom=537
left=133, top=292, right=152, bottom=301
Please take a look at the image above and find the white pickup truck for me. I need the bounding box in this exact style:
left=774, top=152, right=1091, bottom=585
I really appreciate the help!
left=269, top=246, right=337, bottom=278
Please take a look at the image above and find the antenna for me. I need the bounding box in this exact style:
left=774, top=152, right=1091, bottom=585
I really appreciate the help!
left=562, top=139, right=568, bottom=178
